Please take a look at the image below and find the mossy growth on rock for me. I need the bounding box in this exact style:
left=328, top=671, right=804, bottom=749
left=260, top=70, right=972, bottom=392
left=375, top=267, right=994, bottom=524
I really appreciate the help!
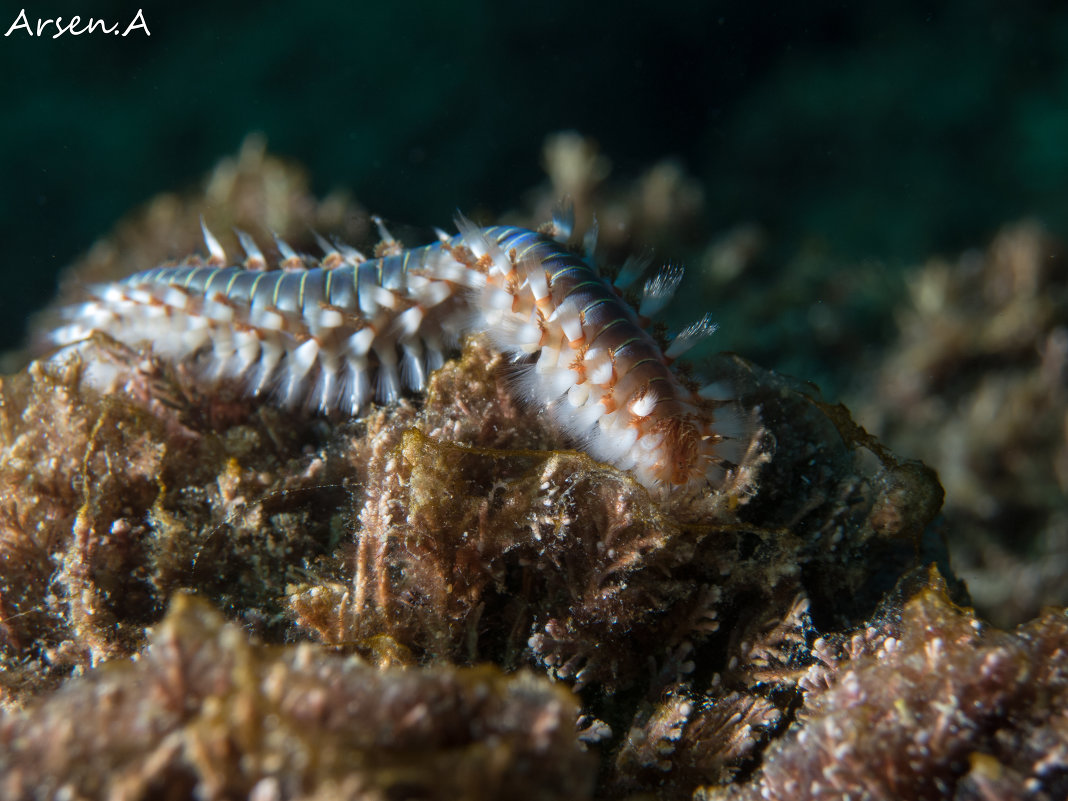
left=1, top=142, right=1062, bottom=800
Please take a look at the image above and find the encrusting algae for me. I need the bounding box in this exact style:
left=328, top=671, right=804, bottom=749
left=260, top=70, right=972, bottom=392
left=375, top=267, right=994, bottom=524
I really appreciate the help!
left=0, top=135, right=1064, bottom=800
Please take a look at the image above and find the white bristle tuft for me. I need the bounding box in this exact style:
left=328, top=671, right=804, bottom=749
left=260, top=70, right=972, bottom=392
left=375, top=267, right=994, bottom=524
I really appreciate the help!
left=373, top=286, right=400, bottom=311
left=348, top=328, right=375, bottom=357
left=547, top=299, right=583, bottom=344
left=319, top=308, right=344, bottom=329
left=709, top=402, right=749, bottom=443
left=163, top=287, right=189, bottom=309
left=535, top=346, right=561, bottom=373
left=584, top=347, right=613, bottom=385
left=290, top=338, right=319, bottom=377
left=483, top=287, right=513, bottom=312
left=340, top=358, right=372, bottom=414
left=453, top=212, right=482, bottom=248
left=401, top=342, right=427, bottom=391
left=610, top=426, right=638, bottom=456
left=628, top=392, right=658, bottom=418
left=665, top=313, right=718, bottom=360
left=258, top=308, right=285, bottom=331
left=232, top=331, right=262, bottom=376
left=204, top=297, right=234, bottom=323
left=395, top=306, right=424, bottom=338
left=248, top=340, right=283, bottom=395
left=542, top=365, right=579, bottom=400
left=639, top=263, right=684, bottom=318
left=567, top=382, right=589, bottom=408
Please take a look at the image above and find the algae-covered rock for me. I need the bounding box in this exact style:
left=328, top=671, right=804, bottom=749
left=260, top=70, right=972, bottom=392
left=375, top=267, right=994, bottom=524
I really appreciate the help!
left=0, top=594, right=591, bottom=801
left=0, top=138, right=1062, bottom=800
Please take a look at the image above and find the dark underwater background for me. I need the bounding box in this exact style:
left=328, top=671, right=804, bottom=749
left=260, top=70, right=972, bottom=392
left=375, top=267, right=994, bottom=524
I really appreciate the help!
left=3, top=1, right=1068, bottom=622
left=4, top=1, right=1066, bottom=362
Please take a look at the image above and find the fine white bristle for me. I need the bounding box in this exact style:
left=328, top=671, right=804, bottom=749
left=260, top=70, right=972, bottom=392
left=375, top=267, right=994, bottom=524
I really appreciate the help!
left=272, top=233, right=302, bottom=267
left=550, top=201, right=575, bottom=243
left=336, top=241, right=366, bottom=265
left=613, top=254, right=651, bottom=290
left=312, top=231, right=338, bottom=259
left=374, top=346, right=401, bottom=404
left=236, top=229, right=266, bottom=270
left=372, top=215, right=396, bottom=248
left=200, top=218, right=226, bottom=266
left=583, top=217, right=599, bottom=264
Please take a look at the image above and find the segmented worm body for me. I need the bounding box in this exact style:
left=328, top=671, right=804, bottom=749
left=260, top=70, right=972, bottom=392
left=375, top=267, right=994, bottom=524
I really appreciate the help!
left=52, top=217, right=747, bottom=493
